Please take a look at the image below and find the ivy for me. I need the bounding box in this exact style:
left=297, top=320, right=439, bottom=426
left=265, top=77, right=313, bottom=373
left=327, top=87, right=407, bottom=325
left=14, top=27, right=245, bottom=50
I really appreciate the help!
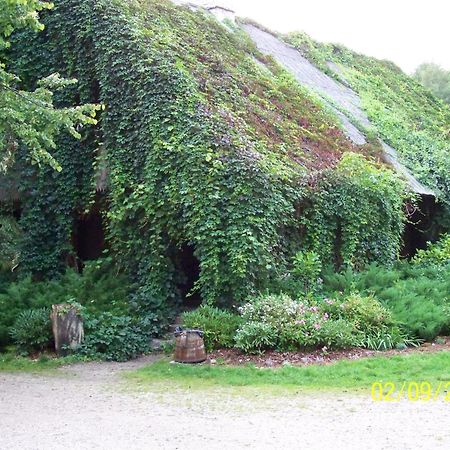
left=301, top=153, right=407, bottom=269
left=285, top=33, right=450, bottom=210
left=4, top=0, right=411, bottom=315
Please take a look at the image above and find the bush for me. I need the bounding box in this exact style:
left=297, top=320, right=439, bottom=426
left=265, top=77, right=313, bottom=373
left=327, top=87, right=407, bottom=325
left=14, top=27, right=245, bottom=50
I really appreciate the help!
left=322, top=262, right=450, bottom=341
left=236, top=293, right=356, bottom=353
left=0, top=277, right=50, bottom=348
left=315, top=319, right=361, bottom=349
left=413, top=234, right=450, bottom=266
left=320, top=293, right=394, bottom=333
left=181, top=305, right=243, bottom=351
left=235, top=322, right=278, bottom=354
left=77, top=312, right=152, bottom=362
left=235, top=292, right=408, bottom=353
left=0, top=260, right=135, bottom=349
left=9, top=308, right=53, bottom=355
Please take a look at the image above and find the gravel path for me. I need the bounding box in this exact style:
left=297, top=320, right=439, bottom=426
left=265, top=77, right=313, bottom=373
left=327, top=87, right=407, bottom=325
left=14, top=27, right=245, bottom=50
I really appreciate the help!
left=0, top=357, right=449, bottom=450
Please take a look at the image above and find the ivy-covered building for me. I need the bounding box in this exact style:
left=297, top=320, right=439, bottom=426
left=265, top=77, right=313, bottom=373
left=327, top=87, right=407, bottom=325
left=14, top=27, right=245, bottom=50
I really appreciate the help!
left=1, top=0, right=449, bottom=310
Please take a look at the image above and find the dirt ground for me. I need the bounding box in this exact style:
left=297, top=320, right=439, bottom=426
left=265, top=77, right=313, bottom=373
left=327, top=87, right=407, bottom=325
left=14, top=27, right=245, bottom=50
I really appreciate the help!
left=208, top=337, right=450, bottom=367
left=0, top=356, right=449, bottom=450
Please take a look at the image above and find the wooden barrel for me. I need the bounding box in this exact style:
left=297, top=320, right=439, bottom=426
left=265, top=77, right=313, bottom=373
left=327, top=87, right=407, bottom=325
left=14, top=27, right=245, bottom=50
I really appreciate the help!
left=174, top=329, right=206, bottom=363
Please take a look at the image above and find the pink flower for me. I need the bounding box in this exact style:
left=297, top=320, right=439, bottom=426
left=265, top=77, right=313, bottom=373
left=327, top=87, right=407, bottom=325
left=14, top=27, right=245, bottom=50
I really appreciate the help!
left=295, top=319, right=306, bottom=326
left=313, top=323, right=321, bottom=330
left=325, top=299, right=334, bottom=305
left=323, top=313, right=329, bottom=320
left=309, top=306, right=319, bottom=312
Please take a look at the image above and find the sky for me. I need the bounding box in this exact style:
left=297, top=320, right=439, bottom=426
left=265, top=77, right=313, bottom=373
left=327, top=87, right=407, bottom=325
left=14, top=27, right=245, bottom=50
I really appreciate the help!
left=188, top=0, right=450, bottom=74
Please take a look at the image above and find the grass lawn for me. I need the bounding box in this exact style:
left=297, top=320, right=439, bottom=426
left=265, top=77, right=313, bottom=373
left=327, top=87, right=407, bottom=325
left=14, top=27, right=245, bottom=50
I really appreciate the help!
left=0, top=353, right=82, bottom=373
left=127, top=351, right=450, bottom=392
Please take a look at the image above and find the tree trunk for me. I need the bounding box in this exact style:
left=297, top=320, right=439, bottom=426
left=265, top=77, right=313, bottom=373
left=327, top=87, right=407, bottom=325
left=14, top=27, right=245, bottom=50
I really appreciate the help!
left=51, top=304, right=84, bottom=356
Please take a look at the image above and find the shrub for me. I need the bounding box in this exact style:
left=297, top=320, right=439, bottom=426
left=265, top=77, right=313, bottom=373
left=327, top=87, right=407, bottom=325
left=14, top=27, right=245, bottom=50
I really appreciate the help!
left=413, top=234, right=450, bottom=266
left=77, top=312, right=152, bottom=362
left=0, top=260, right=135, bottom=349
left=181, top=305, right=243, bottom=351
left=291, top=250, right=322, bottom=293
left=238, top=293, right=303, bottom=328
left=322, top=262, right=450, bottom=341
left=236, top=293, right=357, bottom=352
left=321, top=293, right=394, bottom=333
left=0, top=277, right=50, bottom=348
left=235, top=322, right=277, bottom=354
left=9, top=308, right=53, bottom=355
left=235, top=292, right=408, bottom=353
left=315, top=319, right=361, bottom=348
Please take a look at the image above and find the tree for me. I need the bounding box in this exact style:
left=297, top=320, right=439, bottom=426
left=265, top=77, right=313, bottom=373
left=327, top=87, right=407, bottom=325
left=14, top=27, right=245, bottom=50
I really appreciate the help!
left=0, top=0, right=101, bottom=172
left=414, top=63, right=450, bottom=104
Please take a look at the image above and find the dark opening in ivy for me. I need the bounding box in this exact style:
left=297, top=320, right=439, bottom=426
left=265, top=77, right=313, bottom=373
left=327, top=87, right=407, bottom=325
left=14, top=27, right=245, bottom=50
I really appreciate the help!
left=174, top=244, right=201, bottom=309
left=72, top=212, right=105, bottom=263
left=402, top=195, right=438, bottom=258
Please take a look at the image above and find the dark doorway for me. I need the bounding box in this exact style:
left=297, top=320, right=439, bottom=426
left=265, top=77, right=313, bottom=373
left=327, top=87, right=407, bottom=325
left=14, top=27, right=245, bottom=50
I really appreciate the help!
left=175, top=244, right=201, bottom=309
left=401, top=195, right=437, bottom=258
left=73, top=212, right=105, bottom=262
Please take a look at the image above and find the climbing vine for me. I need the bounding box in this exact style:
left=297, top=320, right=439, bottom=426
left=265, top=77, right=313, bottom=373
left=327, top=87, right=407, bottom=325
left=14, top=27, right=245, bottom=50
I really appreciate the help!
left=301, top=153, right=407, bottom=269
left=286, top=32, right=450, bottom=211
left=4, top=0, right=411, bottom=316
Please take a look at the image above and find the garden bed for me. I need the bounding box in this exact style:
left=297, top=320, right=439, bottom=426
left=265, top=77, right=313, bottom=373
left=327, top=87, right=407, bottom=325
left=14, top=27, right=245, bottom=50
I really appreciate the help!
left=207, top=337, right=450, bottom=367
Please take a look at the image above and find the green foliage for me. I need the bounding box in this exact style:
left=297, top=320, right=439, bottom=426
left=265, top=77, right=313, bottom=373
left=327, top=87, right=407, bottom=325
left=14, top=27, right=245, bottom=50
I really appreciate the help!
left=181, top=305, right=243, bottom=351
left=321, top=293, right=394, bottom=332
left=235, top=322, right=277, bottom=354
left=301, top=153, right=407, bottom=269
left=6, top=0, right=405, bottom=312
left=235, top=292, right=404, bottom=353
left=0, top=1, right=53, bottom=47
left=291, top=250, right=322, bottom=293
left=9, top=307, right=53, bottom=354
left=0, top=0, right=100, bottom=172
left=0, top=215, right=21, bottom=270
left=320, top=293, right=409, bottom=350
left=413, top=234, right=450, bottom=266
left=0, top=276, right=49, bottom=347
left=414, top=63, right=450, bottom=104
left=0, top=261, right=133, bottom=348
left=322, top=262, right=450, bottom=340
left=77, top=312, right=151, bottom=362
left=286, top=35, right=450, bottom=209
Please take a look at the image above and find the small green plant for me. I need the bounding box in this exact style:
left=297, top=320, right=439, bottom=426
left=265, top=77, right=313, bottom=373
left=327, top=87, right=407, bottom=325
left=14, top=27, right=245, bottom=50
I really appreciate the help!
left=291, top=250, right=322, bottom=293
left=9, top=308, right=53, bottom=355
left=182, top=305, right=243, bottom=352
left=413, top=234, right=450, bottom=266
left=161, top=340, right=175, bottom=355
left=235, top=322, right=277, bottom=354
left=77, top=312, right=152, bottom=362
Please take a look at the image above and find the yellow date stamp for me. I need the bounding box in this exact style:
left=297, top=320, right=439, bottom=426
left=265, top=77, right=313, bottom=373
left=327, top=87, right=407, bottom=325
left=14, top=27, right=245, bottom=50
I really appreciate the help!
left=371, top=381, right=450, bottom=402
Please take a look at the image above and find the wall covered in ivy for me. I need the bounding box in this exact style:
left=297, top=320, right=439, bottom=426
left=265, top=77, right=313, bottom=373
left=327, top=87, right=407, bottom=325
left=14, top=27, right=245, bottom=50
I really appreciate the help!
left=3, top=0, right=411, bottom=312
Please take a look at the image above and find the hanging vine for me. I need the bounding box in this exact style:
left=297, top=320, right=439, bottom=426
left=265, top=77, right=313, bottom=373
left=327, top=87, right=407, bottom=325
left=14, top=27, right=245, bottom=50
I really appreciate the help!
left=5, top=0, right=409, bottom=315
